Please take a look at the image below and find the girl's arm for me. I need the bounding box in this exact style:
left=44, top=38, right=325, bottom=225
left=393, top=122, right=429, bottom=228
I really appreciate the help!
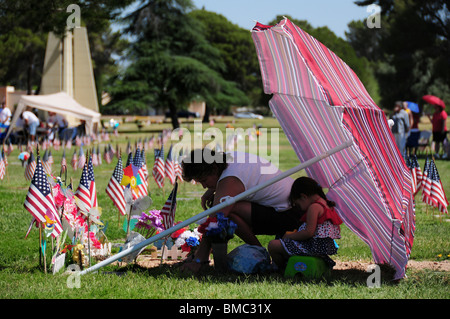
left=283, top=203, right=322, bottom=241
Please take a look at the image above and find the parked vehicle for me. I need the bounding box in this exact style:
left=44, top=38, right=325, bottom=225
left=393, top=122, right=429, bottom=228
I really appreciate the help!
left=233, top=112, right=264, bottom=120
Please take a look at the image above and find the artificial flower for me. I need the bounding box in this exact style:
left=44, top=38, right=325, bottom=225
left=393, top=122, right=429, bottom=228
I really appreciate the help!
left=198, top=212, right=237, bottom=243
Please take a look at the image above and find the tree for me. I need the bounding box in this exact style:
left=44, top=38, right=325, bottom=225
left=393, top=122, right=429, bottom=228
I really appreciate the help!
left=106, top=0, right=249, bottom=128
left=351, top=0, right=450, bottom=108
left=189, top=9, right=264, bottom=108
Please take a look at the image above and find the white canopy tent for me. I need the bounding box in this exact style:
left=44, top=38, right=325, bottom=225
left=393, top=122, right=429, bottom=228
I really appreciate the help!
left=4, top=92, right=101, bottom=141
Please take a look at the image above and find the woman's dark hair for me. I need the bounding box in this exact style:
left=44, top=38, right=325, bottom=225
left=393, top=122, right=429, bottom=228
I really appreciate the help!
left=289, top=176, right=336, bottom=208
left=182, top=148, right=229, bottom=182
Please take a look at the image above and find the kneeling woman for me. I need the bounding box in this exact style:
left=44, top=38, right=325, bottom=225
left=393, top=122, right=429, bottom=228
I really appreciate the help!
left=180, top=148, right=302, bottom=272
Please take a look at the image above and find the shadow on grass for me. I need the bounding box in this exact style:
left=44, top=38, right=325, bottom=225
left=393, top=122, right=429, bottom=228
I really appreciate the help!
left=113, top=261, right=399, bottom=287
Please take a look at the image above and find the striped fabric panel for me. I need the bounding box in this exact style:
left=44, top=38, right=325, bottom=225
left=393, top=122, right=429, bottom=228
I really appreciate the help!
left=252, top=24, right=326, bottom=101
left=252, top=18, right=415, bottom=279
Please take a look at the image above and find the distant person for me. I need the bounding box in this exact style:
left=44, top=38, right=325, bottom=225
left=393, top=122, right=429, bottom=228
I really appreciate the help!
left=391, top=101, right=410, bottom=157
left=402, top=102, right=414, bottom=135
left=20, top=110, right=40, bottom=143
left=406, top=108, right=421, bottom=156
left=427, top=104, right=448, bottom=159
left=47, top=111, right=68, bottom=140
left=0, top=102, right=12, bottom=141
left=0, top=102, right=11, bottom=127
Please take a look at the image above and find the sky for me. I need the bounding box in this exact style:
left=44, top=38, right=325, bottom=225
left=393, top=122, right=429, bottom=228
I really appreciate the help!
left=190, top=0, right=371, bottom=39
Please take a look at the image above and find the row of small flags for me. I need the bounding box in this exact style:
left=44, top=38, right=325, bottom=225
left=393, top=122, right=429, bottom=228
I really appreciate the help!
left=20, top=143, right=179, bottom=240
left=1, top=128, right=180, bottom=246
left=4, top=131, right=113, bottom=156
left=406, top=155, right=448, bottom=214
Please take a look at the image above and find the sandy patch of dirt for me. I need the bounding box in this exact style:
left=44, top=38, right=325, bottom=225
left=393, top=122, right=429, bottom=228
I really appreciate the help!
left=136, top=256, right=450, bottom=272
left=334, top=259, right=450, bottom=272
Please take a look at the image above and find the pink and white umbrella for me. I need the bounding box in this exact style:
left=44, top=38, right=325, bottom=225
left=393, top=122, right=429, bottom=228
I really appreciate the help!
left=252, top=18, right=415, bottom=279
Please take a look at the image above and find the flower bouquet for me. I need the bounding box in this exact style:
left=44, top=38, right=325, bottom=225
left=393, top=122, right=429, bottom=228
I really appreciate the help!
left=198, top=212, right=237, bottom=243
left=171, top=225, right=201, bottom=255
left=133, top=209, right=165, bottom=239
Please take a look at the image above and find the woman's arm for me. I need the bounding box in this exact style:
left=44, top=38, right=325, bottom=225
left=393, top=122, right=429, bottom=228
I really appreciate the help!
left=201, top=188, right=215, bottom=210
left=212, top=176, right=245, bottom=217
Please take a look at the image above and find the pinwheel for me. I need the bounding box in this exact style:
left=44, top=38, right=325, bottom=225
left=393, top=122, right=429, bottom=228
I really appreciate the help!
left=121, top=164, right=142, bottom=197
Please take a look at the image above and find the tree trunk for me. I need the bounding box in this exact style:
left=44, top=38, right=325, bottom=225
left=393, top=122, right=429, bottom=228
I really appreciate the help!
left=27, top=54, right=33, bottom=95
left=202, top=104, right=210, bottom=123
left=168, top=102, right=180, bottom=129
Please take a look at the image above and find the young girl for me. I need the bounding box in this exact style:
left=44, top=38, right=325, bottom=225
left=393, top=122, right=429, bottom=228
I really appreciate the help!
left=268, top=176, right=342, bottom=270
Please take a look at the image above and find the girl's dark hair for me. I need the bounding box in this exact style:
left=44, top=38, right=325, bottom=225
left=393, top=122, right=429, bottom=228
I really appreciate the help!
left=181, top=148, right=229, bottom=182
left=289, top=176, right=336, bottom=208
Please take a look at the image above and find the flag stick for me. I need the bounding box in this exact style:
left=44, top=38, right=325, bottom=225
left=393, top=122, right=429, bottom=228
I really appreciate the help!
left=39, top=223, right=42, bottom=270
left=79, top=140, right=353, bottom=275
left=160, top=179, right=178, bottom=266
left=88, top=212, right=91, bottom=267
left=41, top=223, right=47, bottom=274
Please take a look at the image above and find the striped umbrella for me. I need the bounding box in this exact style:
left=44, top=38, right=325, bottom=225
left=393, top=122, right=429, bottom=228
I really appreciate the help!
left=252, top=18, right=415, bottom=280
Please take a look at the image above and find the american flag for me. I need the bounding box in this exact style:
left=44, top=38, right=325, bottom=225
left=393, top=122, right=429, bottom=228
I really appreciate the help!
left=422, top=157, right=433, bottom=205
left=65, top=138, right=72, bottom=150
left=2, top=149, right=7, bottom=167
left=174, top=148, right=184, bottom=182
left=125, top=141, right=131, bottom=155
left=109, top=143, right=116, bottom=158
left=105, top=156, right=126, bottom=216
left=25, top=151, right=37, bottom=181
left=71, top=149, right=78, bottom=171
left=97, top=146, right=102, bottom=165
left=0, top=150, right=5, bottom=180
left=103, top=145, right=111, bottom=164
left=53, top=137, right=61, bottom=151
left=23, top=154, right=62, bottom=238
left=133, top=147, right=148, bottom=197
left=140, top=148, right=149, bottom=181
left=161, top=182, right=178, bottom=230
left=48, top=150, right=54, bottom=165
left=6, top=141, right=13, bottom=156
left=60, top=149, right=67, bottom=175
left=152, top=145, right=165, bottom=189
left=78, top=147, right=86, bottom=170
left=409, top=155, right=423, bottom=195
left=92, top=147, right=98, bottom=166
left=428, top=159, right=448, bottom=214
left=147, top=135, right=154, bottom=149
left=42, top=150, right=52, bottom=176
left=75, top=155, right=97, bottom=213
left=165, top=145, right=176, bottom=185
left=126, top=151, right=133, bottom=167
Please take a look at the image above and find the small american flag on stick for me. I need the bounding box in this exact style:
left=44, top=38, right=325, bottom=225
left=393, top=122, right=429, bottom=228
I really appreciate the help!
left=23, top=150, right=62, bottom=238
left=106, top=156, right=126, bottom=216
left=75, top=154, right=97, bottom=213
left=153, top=145, right=165, bottom=189
left=161, top=182, right=178, bottom=230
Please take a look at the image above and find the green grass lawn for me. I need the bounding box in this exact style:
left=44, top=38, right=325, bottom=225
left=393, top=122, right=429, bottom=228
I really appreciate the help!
left=0, top=116, right=449, bottom=301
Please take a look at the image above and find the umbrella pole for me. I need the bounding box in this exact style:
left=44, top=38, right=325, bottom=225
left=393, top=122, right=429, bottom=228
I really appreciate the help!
left=79, top=140, right=353, bottom=276
left=126, top=205, right=132, bottom=237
